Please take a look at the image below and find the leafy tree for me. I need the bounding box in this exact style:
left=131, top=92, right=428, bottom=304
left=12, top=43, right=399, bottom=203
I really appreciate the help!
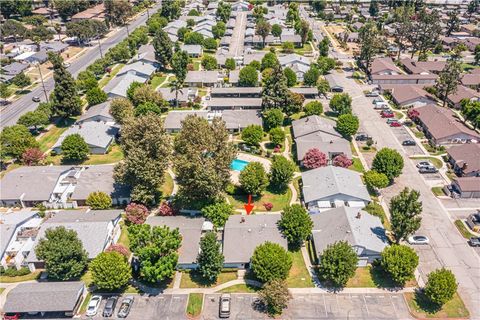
left=435, top=58, right=462, bottom=107
left=241, top=124, right=263, bottom=145
left=201, top=55, right=217, bottom=70
left=364, top=170, right=389, bottom=190
left=135, top=102, right=162, bottom=117
left=18, top=111, right=49, bottom=130
left=238, top=66, right=258, bottom=87
left=160, top=0, right=181, bottom=21
left=262, top=64, right=289, bottom=111
left=380, top=245, right=419, bottom=286
left=318, top=38, right=330, bottom=57
left=283, top=67, right=297, bottom=87
left=127, top=82, right=143, bottom=102
left=239, top=162, right=269, bottom=196
left=445, top=9, right=460, bottom=36
left=185, top=32, right=204, bottom=45
left=259, top=279, right=291, bottom=316
left=329, top=93, right=352, bottom=115
left=168, top=79, right=184, bottom=109
left=12, top=72, right=31, bottom=88
left=130, top=84, right=164, bottom=107
left=318, top=241, right=358, bottom=287
left=110, top=98, right=134, bottom=124
left=106, top=42, right=131, bottom=62
left=390, top=188, right=422, bottom=243
left=0, top=83, right=11, bottom=102
left=225, top=58, right=236, bottom=71
left=461, top=100, right=480, bottom=129
left=392, top=5, right=414, bottom=60
left=60, top=134, right=88, bottom=162
left=147, top=13, right=168, bottom=35
left=197, top=231, right=224, bottom=282
left=0, top=19, right=27, bottom=42
left=177, top=27, right=189, bottom=42
left=127, top=224, right=182, bottom=283
left=0, top=125, right=39, bottom=159
left=188, top=9, right=200, bottom=16
left=371, top=148, right=404, bottom=182
left=317, top=78, right=330, bottom=97
left=66, top=20, right=109, bottom=45
left=261, top=52, right=279, bottom=71
left=359, top=21, right=381, bottom=73
left=48, top=52, right=82, bottom=118
left=256, top=20, right=271, bottom=48
left=269, top=127, right=285, bottom=146
left=174, top=116, right=236, bottom=204
left=90, top=252, right=131, bottom=290
left=86, top=87, right=108, bottom=106
left=303, top=66, right=321, bottom=87
left=35, top=226, right=88, bottom=280
left=251, top=242, right=292, bottom=283
left=269, top=155, right=295, bottom=191
left=203, top=37, right=218, bottom=50
left=76, top=70, right=98, bottom=93
left=212, top=21, right=226, bottom=39
left=115, top=116, right=171, bottom=205
left=317, top=56, right=336, bottom=75
left=86, top=191, right=112, bottom=210
left=332, top=154, right=352, bottom=168
left=282, top=41, right=295, bottom=54
left=104, top=0, right=132, bottom=26
left=53, top=0, right=89, bottom=21
left=304, top=101, right=323, bottom=116
left=410, top=8, right=441, bottom=60
left=201, top=202, right=234, bottom=229
left=21, top=148, right=45, bottom=166
left=153, top=29, right=173, bottom=69
left=425, top=268, right=458, bottom=306
left=171, top=50, right=189, bottom=83
left=336, top=114, right=359, bottom=137
left=216, top=1, right=232, bottom=23
left=263, top=108, right=284, bottom=130
left=369, top=0, right=379, bottom=16
left=298, top=20, right=310, bottom=45
left=271, top=24, right=283, bottom=38
left=125, top=203, right=149, bottom=225
left=279, top=204, right=313, bottom=248
left=302, top=148, right=327, bottom=169
left=157, top=201, right=174, bottom=216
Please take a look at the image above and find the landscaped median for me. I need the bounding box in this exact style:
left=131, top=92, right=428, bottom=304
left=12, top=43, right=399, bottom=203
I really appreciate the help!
left=186, top=293, right=204, bottom=318
left=404, top=291, right=469, bottom=319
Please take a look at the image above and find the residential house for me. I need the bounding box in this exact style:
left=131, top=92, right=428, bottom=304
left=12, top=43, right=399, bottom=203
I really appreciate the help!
left=229, top=69, right=260, bottom=86
left=380, top=84, right=435, bottom=108
left=447, top=144, right=480, bottom=177
left=451, top=177, right=480, bottom=198
left=206, top=98, right=263, bottom=110
left=232, top=0, right=251, bottom=11
left=0, top=62, right=29, bottom=82
left=136, top=44, right=157, bottom=66
left=157, top=87, right=197, bottom=106
left=71, top=3, right=105, bottom=21
left=27, top=209, right=122, bottom=270
left=193, top=25, right=214, bottom=39
left=280, top=34, right=302, bottom=46
left=185, top=71, right=221, bottom=87
left=278, top=54, right=312, bottom=81
left=164, top=110, right=209, bottom=133
left=211, top=87, right=262, bottom=98
left=447, top=85, right=480, bottom=109
left=180, top=44, right=203, bottom=58
left=31, top=6, right=58, bottom=18
left=52, top=122, right=118, bottom=155
left=40, top=41, right=69, bottom=54
left=301, top=166, right=371, bottom=213
left=104, top=72, right=148, bottom=98
left=461, top=73, right=480, bottom=90
left=116, top=61, right=157, bottom=79
left=3, top=282, right=86, bottom=318
left=415, top=104, right=480, bottom=146
left=399, top=58, right=446, bottom=75
left=76, top=101, right=115, bottom=124
left=371, top=74, right=437, bottom=85
left=290, top=87, right=320, bottom=99
left=243, top=51, right=267, bottom=65
left=1, top=210, right=42, bottom=270
left=223, top=214, right=288, bottom=269
left=324, top=74, right=344, bottom=92
left=146, top=216, right=211, bottom=269
left=370, top=57, right=401, bottom=75
left=310, top=207, right=388, bottom=266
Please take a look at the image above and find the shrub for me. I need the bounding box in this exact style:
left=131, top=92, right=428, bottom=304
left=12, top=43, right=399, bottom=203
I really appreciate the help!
left=125, top=203, right=149, bottom=224
left=21, top=148, right=45, bottom=166
left=424, top=268, right=458, bottom=306
left=90, top=252, right=131, bottom=290
left=251, top=242, right=292, bottom=283
left=304, top=101, right=323, bottom=116
left=269, top=127, right=285, bottom=146
left=157, top=201, right=174, bottom=216
left=86, top=191, right=112, bottom=209
left=259, top=279, right=291, bottom=316
left=303, top=148, right=327, bottom=169
left=106, top=244, right=130, bottom=257
left=263, top=202, right=273, bottom=211
left=332, top=154, right=352, bottom=168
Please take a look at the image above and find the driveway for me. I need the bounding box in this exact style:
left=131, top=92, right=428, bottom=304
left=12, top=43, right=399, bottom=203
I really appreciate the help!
left=229, top=12, right=247, bottom=57
left=202, top=293, right=411, bottom=320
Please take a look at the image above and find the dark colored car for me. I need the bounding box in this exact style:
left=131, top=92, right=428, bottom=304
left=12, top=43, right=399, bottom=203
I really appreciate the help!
left=355, top=133, right=372, bottom=141
left=103, top=296, right=118, bottom=317
left=118, top=296, right=134, bottom=318
left=419, top=166, right=438, bottom=174
left=468, top=237, right=480, bottom=247
left=402, top=140, right=416, bottom=146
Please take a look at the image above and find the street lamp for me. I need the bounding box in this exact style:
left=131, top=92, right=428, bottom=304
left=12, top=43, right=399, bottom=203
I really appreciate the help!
left=35, top=62, right=49, bottom=103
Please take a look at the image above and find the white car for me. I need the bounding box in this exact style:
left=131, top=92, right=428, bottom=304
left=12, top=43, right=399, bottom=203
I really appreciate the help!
left=416, top=161, right=434, bottom=169
left=86, top=295, right=102, bottom=317
left=408, top=235, right=430, bottom=245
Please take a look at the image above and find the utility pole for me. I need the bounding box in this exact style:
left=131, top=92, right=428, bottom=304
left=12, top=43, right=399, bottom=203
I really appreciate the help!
left=36, top=62, right=49, bottom=103
left=126, top=24, right=130, bottom=37
left=97, top=37, right=104, bottom=59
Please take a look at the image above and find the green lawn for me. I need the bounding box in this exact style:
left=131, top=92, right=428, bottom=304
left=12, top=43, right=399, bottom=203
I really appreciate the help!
left=346, top=266, right=417, bottom=288
left=349, top=158, right=365, bottom=173
left=364, top=202, right=391, bottom=230
left=294, top=43, right=313, bottom=55
left=454, top=220, right=476, bottom=239
left=38, top=118, right=76, bottom=152
left=0, top=288, right=5, bottom=295
left=431, top=186, right=445, bottom=197
left=410, top=156, right=443, bottom=169
left=79, top=292, right=92, bottom=314
left=226, top=187, right=292, bottom=213
left=404, top=292, right=469, bottom=319
left=0, top=271, right=41, bottom=283
left=117, top=222, right=130, bottom=249
left=160, top=76, right=176, bottom=87
left=186, top=293, right=203, bottom=317
left=150, top=75, right=167, bottom=89
left=286, top=250, right=314, bottom=288
left=180, top=270, right=237, bottom=288
left=46, top=145, right=124, bottom=165
left=99, top=63, right=125, bottom=88
left=219, top=283, right=260, bottom=293
left=160, top=172, right=174, bottom=199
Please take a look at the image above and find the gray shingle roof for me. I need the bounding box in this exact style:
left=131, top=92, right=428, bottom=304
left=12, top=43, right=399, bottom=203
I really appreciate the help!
left=3, top=282, right=85, bottom=313
left=207, top=98, right=262, bottom=109
left=0, top=210, right=39, bottom=257
left=164, top=110, right=209, bottom=130
left=70, top=165, right=128, bottom=201
left=223, top=214, right=287, bottom=264
left=77, top=101, right=114, bottom=124
left=52, top=122, right=118, bottom=151
left=146, top=216, right=205, bottom=265
left=301, top=166, right=371, bottom=204
left=180, top=44, right=203, bottom=55
left=292, top=115, right=340, bottom=139
left=2, top=62, right=28, bottom=75
left=221, top=110, right=262, bottom=130
left=117, top=61, right=157, bottom=78
left=104, top=73, right=147, bottom=98
left=185, top=71, right=219, bottom=84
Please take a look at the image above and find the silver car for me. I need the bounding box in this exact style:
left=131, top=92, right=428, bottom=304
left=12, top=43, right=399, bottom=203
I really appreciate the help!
left=117, top=296, right=134, bottom=318
left=408, top=235, right=430, bottom=245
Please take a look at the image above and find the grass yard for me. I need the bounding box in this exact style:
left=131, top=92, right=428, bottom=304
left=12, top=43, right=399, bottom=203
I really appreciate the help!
left=99, top=63, right=125, bottom=88
left=404, top=292, right=469, bottom=319
left=0, top=288, right=5, bottom=295
left=226, top=187, right=292, bottom=213
left=349, top=158, right=365, bottom=173
left=422, top=143, right=446, bottom=156
left=83, top=145, right=124, bottom=165
left=294, top=43, right=313, bottom=55
left=160, top=172, right=174, bottom=199
left=186, top=293, right=204, bottom=317
left=349, top=141, right=358, bottom=156
left=410, top=156, right=443, bottom=169
left=117, top=222, right=130, bottom=249
left=431, top=186, right=445, bottom=197
left=0, top=271, right=41, bottom=283
left=454, top=220, right=476, bottom=239
left=219, top=283, right=260, bottom=293
left=79, top=292, right=92, bottom=314
left=38, top=118, right=76, bottom=152
left=286, top=250, right=314, bottom=288
left=160, top=76, right=176, bottom=87
left=364, top=202, right=391, bottom=230
left=346, top=266, right=417, bottom=288
left=150, top=75, right=167, bottom=89
left=180, top=270, right=238, bottom=288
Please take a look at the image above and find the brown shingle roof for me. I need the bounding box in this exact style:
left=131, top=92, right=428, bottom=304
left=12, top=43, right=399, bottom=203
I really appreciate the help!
left=370, top=57, right=401, bottom=75
left=454, top=177, right=480, bottom=192
left=461, top=74, right=480, bottom=86
left=447, top=144, right=480, bottom=175
left=447, top=85, right=480, bottom=105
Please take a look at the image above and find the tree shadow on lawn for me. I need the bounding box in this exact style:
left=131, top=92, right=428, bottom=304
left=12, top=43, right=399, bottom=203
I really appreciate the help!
left=413, top=289, right=442, bottom=314
left=185, top=270, right=216, bottom=287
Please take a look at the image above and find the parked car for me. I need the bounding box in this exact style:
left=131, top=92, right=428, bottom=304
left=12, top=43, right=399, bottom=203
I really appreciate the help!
left=466, top=212, right=480, bottom=232
left=118, top=296, right=134, bottom=318
left=402, top=140, right=416, bottom=146
left=419, top=166, right=438, bottom=173
left=381, top=111, right=394, bottom=118
left=468, top=237, right=480, bottom=247
left=372, top=97, right=383, bottom=104
left=63, top=62, right=71, bottom=67
left=355, top=133, right=372, bottom=141
left=86, top=295, right=102, bottom=317
left=32, top=96, right=41, bottom=102
left=407, top=235, right=430, bottom=245
left=103, top=296, right=118, bottom=317
left=389, top=121, right=402, bottom=127
left=219, top=294, right=231, bottom=318
left=386, top=118, right=398, bottom=124
left=365, top=90, right=379, bottom=97
left=3, top=313, right=20, bottom=320
left=416, top=161, right=433, bottom=168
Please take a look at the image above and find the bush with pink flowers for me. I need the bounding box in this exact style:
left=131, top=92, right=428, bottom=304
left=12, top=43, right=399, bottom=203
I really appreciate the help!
left=125, top=203, right=149, bottom=224
left=303, top=148, right=327, bottom=169
left=332, top=154, right=353, bottom=168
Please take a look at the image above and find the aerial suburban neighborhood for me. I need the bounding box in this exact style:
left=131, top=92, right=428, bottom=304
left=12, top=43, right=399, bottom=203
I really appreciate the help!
left=0, top=0, right=479, bottom=319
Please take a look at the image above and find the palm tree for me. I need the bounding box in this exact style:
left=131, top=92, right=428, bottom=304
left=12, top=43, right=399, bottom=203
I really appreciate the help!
left=169, top=79, right=184, bottom=109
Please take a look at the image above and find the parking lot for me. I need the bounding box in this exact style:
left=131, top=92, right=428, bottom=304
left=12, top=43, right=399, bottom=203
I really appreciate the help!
left=388, top=126, right=425, bottom=156
left=410, top=159, right=443, bottom=182
left=202, top=293, right=411, bottom=320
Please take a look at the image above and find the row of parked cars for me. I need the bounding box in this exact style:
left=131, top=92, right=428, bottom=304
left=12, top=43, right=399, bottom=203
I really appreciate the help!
left=86, top=295, right=134, bottom=318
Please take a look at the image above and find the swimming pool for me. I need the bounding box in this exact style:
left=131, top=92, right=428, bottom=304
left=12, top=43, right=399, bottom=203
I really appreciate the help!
left=230, top=159, right=249, bottom=171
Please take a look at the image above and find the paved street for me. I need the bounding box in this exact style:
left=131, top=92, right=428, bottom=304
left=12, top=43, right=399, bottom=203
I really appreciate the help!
left=0, top=2, right=162, bottom=129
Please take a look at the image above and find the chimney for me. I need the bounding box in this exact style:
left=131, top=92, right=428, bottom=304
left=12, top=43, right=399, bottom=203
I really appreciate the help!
left=356, top=211, right=361, bottom=219
left=462, top=163, right=468, bottom=171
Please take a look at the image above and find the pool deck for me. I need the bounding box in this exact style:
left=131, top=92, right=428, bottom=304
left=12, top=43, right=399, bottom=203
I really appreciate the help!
left=230, top=152, right=271, bottom=184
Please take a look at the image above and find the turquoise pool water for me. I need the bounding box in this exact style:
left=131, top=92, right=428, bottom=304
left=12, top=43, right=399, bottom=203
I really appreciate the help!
left=230, top=159, right=249, bottom=171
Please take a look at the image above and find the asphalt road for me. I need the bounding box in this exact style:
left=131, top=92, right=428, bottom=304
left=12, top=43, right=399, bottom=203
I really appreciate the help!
left=229, top=11, right=247, bottom=58
left=0, top=2, right=162, bottom=130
